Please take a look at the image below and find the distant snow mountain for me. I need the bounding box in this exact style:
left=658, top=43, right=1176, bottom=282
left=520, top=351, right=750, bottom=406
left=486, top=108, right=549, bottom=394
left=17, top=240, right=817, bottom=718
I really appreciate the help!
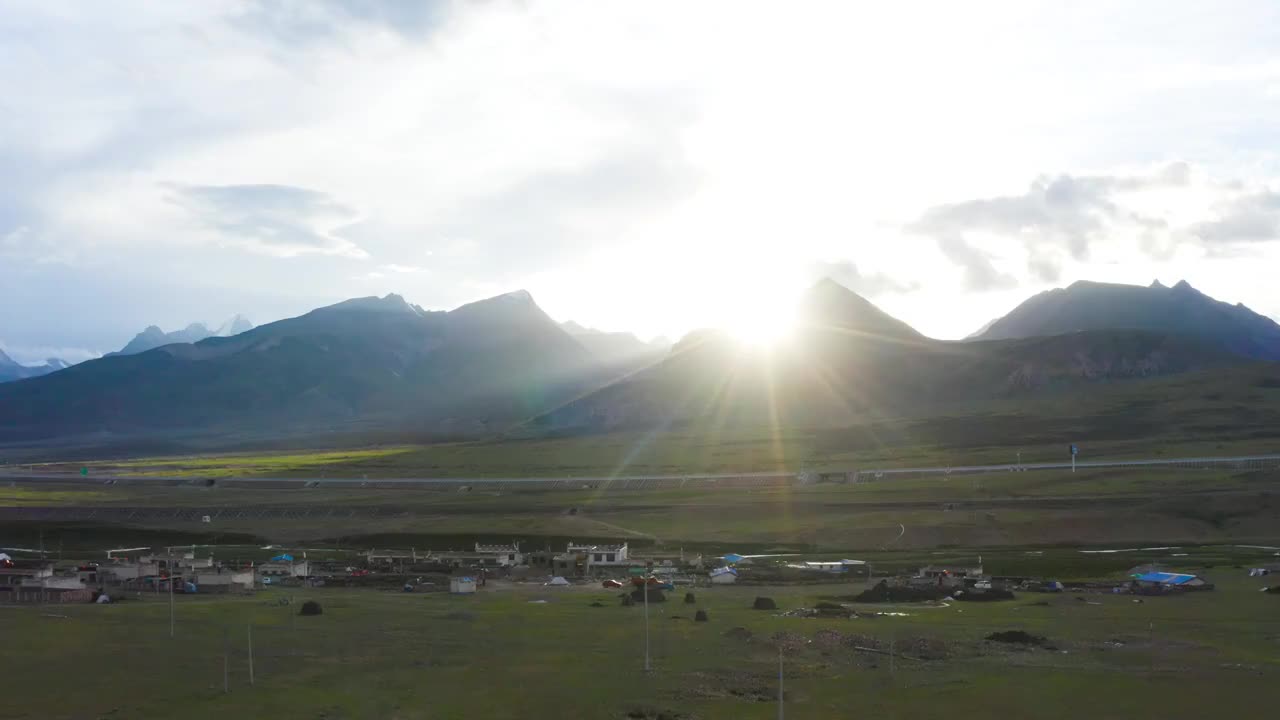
left=0, top=349, right=69, bottom=384
left=112, top=315, right=255, bottom=356
left=969, top=279, right=1280, bottom=361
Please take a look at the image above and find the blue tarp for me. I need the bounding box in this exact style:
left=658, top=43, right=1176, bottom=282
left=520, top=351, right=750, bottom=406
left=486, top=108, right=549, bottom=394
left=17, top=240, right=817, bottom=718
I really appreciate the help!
left=723, top=553, right=745, bottom=564
left=1133, top=572, right=1197, bottom=585
left=270, top=554, right=294, bottom=562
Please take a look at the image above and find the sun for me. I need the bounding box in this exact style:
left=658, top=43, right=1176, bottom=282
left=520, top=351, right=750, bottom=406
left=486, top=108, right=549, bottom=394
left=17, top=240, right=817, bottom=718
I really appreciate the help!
left=725, top=304, right=797, bottom=348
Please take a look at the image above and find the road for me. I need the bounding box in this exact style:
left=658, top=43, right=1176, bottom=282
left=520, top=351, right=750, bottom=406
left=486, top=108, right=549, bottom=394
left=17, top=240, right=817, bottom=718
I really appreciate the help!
left=853, top=453, right=1280, bottom=480
left=2, top=452, right=1279, bottom=491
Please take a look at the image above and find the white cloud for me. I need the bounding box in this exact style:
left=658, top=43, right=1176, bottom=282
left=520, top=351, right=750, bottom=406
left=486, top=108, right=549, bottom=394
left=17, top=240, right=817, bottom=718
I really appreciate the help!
left=5, top=1, right=1280, bottom=346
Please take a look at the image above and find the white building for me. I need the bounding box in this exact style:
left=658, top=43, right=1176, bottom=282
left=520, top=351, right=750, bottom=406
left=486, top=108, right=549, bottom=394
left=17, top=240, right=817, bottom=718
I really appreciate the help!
left=99, top=562, right=159, bottom=582
left=450, top=576, right=477, bottom=594
left=257, top=561, right=310, bottom=579
left=567, top=542, right=629, bottom=568
left=709, top=567, right=738, bottom=584
left=196, top=571, right=254, bottom=591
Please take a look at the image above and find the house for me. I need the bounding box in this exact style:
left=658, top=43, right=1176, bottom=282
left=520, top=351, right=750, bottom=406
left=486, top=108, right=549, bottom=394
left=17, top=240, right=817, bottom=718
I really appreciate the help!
left=919, top=564, right=984, bottom=579
left=569, top=542, right=629, bottom=571
left=196, top=571, right=254, bottom=592
left=709, top=567, right=738, bottom=584
left=1131, top=571, right=1212, bottom=591
left=0, top=563, right=53, bottom=587
left=434, top=543, right=525, bottom=568
left=98, top=562, right=160, bottom=583
left=257, top=560, right=310, bottom=580
left=802, top=560, right=868, bottom=574
left=450, top=576, right=477, bottom=594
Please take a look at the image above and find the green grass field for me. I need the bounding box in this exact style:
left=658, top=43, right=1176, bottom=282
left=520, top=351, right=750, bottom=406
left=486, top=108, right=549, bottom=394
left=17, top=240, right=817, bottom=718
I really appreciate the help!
left=4, top=569, right=1278, bottom=720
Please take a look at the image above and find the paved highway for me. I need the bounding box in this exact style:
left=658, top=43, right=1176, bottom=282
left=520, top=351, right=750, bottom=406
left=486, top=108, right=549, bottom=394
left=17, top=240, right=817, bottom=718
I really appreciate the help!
left=2, top=453, right=1278, bottom=490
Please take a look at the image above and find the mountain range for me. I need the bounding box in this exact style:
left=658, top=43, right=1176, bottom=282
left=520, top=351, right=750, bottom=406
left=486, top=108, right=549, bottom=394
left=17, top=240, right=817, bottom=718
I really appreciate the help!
left=0, top=351, right=69, bottom=384
left=534, top=279, right=1238, bottom=432
left=969, top=279, right=1280, bottom=361
left=111, top=314, right=255, bottom=356
left=1, top=277, right=1277, bottom=445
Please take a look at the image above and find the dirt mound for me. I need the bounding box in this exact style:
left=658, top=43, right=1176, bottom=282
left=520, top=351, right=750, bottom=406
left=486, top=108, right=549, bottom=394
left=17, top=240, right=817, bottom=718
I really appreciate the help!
left=752, top=596, right=777, bottom=610
left=623, top=705, right=695, bottom=720
left=684, top=592, right=696, bottom=604
left=855, top=580, right=949, bottom=603
left=299, top=600, right=323, bottom=616
left=955, top=589, right=1016, bottom=602
left=724, top=626, right=753, bottom=641
left=695, top=610, right=709, bottom=622
left=986, top=630, right=1046, bottom=646
left=900, top=636, right=951, bottom=660
left=630, top=588, right=666, bottom=603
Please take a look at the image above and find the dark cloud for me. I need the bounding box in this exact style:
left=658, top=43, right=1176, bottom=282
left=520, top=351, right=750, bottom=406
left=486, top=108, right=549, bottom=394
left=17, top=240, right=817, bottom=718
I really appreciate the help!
left=936, top=235, right=1018, bottom=291
left=169, top=184, right=367, bottom=258
left=1192, top=189, right=1280, bottom=244
left=908, top=163, right=1193, bottom=288
left=809, top=260, right=918, bottom=296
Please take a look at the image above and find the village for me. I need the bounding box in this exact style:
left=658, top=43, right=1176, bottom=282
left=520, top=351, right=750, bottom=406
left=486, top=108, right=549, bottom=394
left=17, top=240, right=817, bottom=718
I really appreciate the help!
left=1, top=538, right=1255, bottom=606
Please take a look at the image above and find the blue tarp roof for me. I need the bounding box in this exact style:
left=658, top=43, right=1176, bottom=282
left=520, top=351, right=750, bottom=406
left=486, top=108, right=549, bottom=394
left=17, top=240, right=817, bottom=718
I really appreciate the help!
left=270, top=554, right=294, bottom=562
left=1133, top=572, right=1197, bottom=585
left=723, top=553, right=745, bottom=563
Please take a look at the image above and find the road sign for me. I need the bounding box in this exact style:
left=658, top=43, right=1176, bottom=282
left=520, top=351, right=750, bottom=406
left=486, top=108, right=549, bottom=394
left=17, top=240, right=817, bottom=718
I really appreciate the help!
left=1069, top=444, right=1078, bottom=456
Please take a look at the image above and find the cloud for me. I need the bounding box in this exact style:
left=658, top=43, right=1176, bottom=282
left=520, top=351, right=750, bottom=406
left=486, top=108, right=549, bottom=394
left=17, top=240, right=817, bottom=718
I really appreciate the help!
left=1192, top=189, right=1280, bottom=244
left=0, top=340, right=99, bottom=366
left=168, top=184, right=368, bottom=259
left=905, top=162, right=1280, bottom=289
left=809, top=260, right=918, bottom=296
left=233, top=0, right=452, bottom=43
left=936, top=235, right=1018, bottom=292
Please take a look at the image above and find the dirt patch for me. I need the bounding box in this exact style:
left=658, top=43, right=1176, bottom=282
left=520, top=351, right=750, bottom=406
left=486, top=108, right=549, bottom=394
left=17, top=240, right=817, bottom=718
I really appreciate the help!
left=623, top=705, right=697, bottom=720
left=986, top=630, right=1046, bottom=646
left=679, top=670, right=777, bottom=703
left=955, top=589, right=1016, bottom=602
left=854, top=580, right=950, bottom=603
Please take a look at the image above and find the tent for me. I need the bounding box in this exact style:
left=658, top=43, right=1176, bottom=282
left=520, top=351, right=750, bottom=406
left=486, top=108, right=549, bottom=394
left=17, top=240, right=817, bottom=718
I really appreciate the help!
left=270, top=554, right=294, bottom=562
left=547, top=576, right=571, bottom=586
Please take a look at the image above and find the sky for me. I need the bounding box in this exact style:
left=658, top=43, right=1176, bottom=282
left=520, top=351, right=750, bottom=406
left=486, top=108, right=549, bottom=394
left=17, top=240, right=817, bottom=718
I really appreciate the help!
left=5, top=1, right=1280, bottom=364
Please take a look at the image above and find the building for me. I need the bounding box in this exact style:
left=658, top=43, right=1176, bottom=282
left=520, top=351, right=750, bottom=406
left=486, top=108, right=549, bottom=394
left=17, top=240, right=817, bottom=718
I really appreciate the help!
left=257, top=561, right=310, bottom=580
left=196, top=571, right=255, bottom=592
left=709, top=567, right=738, bottom=584
left=918, top=564, right=984, bottom=579
left=98, top=561, right=160, bottom=583
left=801, top=560, right=868, bottom=574
left=450, top=576, right=477, bottom=594
left=433, top=543, right=524, bottom=568
left=1131, top=571, right=1212, bottom=591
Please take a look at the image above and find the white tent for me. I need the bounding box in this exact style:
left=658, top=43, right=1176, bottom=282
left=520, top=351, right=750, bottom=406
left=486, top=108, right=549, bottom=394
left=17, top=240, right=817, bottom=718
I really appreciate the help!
left=547, top=576, right=571, bottom=586
left=0, top=553, right=12, bottom=563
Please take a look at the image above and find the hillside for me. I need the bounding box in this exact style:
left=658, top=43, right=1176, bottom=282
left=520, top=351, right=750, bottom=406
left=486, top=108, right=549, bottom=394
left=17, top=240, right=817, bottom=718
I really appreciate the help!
left=971, top=279, right=1280, bottom=360
left=535, top=280, right=1239, bottom=432
left=0, top=292, right=609, bottom=442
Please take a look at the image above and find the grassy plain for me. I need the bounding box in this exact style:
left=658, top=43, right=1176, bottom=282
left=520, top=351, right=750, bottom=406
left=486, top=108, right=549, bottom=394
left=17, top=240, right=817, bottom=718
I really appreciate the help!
left=3, top=570, right=1278, bottom=720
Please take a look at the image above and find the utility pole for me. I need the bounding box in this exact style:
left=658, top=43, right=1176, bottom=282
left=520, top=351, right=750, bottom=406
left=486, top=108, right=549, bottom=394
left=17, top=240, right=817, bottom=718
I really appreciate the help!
left=169, top=551, right=175, bottom=639
left=248, top=624, right=255, bottom=686
left=223, top=627, right=230, bottom=694
left=777, top=645, right=785, bottom=720
left=643, top=580, right=651, bottom=672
